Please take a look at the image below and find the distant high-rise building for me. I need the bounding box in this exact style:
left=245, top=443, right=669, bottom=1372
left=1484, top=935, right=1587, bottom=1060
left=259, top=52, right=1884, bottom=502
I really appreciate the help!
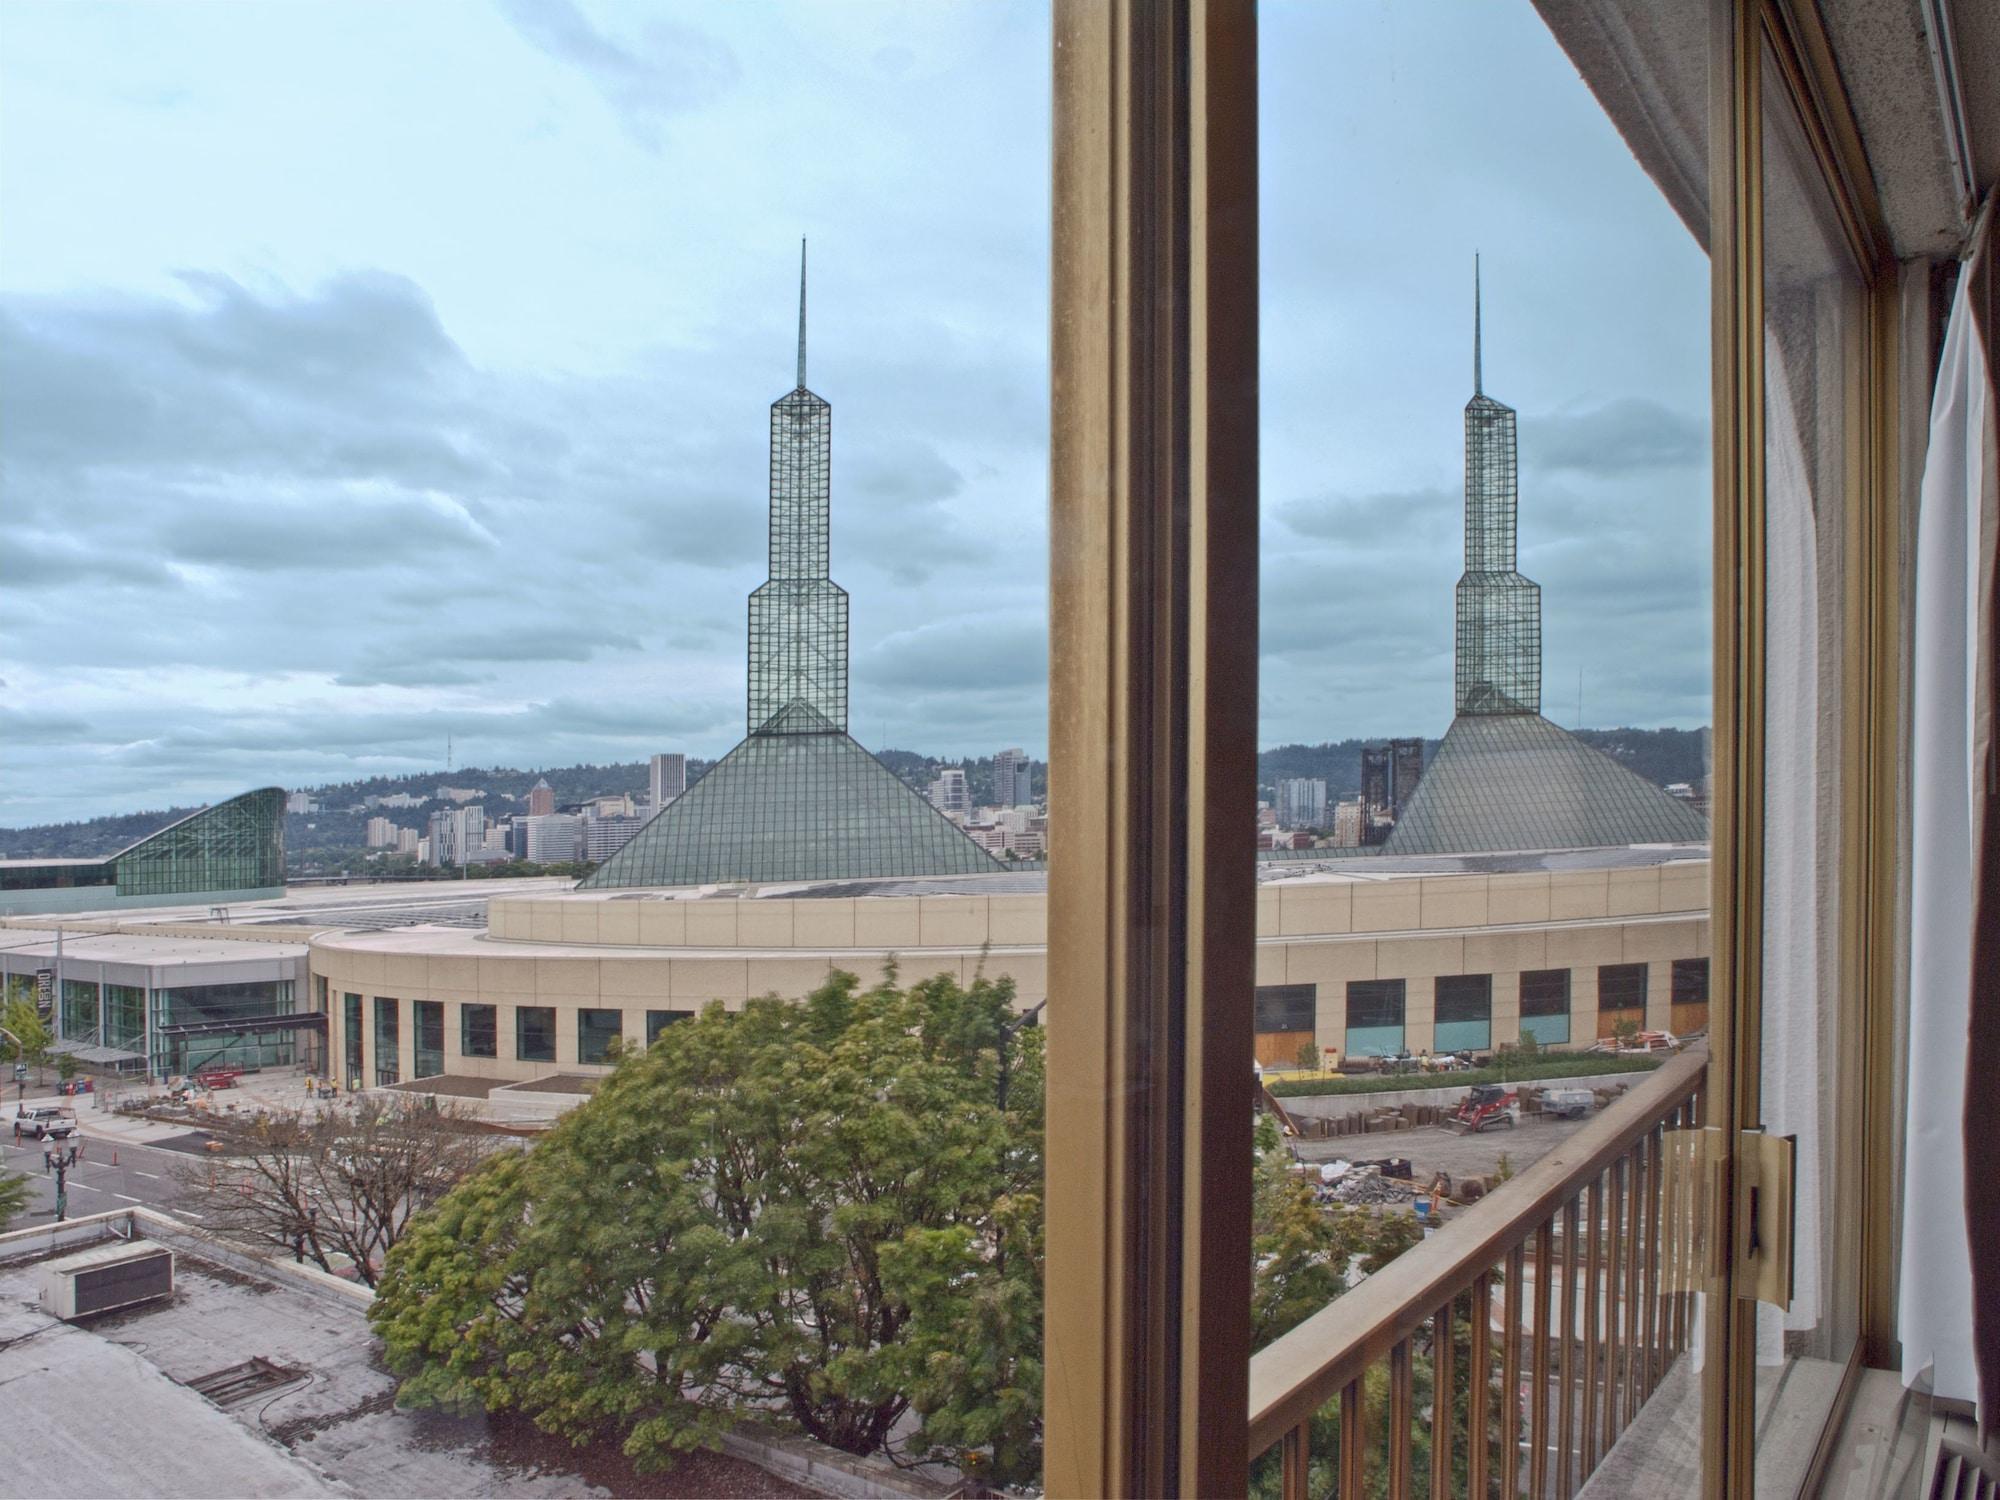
left=522, top=813, right=583, bottom=864
left=285, top=791, right=317, bottom=816
left=928, top=767, right=971, bottom=820
left=1361, top=745, right=1393, bottom=843
left=1276, top=777, right=1328, bottom=830
left=1332, top=800, right=1364, bottom=846
left=365, top=817, right=397, bottom=849
left=527, top=778, right=555, bottom=818
left=584, top=815, right=647, bottom=862
left=994, top=748, right=1032, bottom=807
left=427, top=805, right=486, bottom=866
left=649, top=753, right=687, bottom=810
left=396, top=826, right=420, bottom=856
left=1391, top=738, right=1426, bottom=814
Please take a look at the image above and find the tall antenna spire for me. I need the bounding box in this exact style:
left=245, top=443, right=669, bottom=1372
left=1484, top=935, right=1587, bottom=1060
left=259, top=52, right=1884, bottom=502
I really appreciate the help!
left=1473, top=252, right=1483, bottom=396
left=797, top=238, right=807, bottom=390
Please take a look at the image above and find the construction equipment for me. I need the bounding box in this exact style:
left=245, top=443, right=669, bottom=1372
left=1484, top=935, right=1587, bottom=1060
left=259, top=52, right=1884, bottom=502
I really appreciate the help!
left=1541, top=1086, right=1595, bottom=1120
left=1447, top=1083, right=1519, bottom=1133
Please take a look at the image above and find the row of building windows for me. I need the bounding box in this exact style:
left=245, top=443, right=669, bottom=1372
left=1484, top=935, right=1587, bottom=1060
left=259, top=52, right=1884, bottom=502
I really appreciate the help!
left=338, top=994, right=696, bottom=1082
left=1251, top=959, right=1711, bottom=1058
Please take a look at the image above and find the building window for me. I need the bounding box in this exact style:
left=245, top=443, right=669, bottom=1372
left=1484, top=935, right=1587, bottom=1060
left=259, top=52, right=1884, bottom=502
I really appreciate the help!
left=1669, top=956, right=1709, bottom=1035
left=1519, top=968, right=1571, bottom=1046
left=1253, top=983, right=1317, bottom=1069
left=374, top=997, right=400, bottom=1086
left=1345, top=979, right=1406, bottom=1057
left=413, top=1000, right=444, bottom=1079
left=516, top=1005, right=556, bottom=1064
left=578, top=1009, right=623, bottom=1065
left=103, top=984, right=146, bottom=1053
left=461, top=1003, right=497, bottom=1059
left=1598, top=963, right=1648, bottom=1011
left=1671, top=957, right=1708, bottom=1005
left=1433, top=973, right=1492, bottom=1053
left=343, top=994, right=363, bottom=1090
left=59, top=978, right=99, bottom=1040
left=645, top=1009, right=693, bottom=1046
left=1597, top=963, right=1648, bottom=1040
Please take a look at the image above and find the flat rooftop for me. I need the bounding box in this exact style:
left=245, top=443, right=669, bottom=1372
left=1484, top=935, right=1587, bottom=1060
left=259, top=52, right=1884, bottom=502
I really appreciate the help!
left=0, top=1215, right=814, bottom=1498
left=0, top=926, right=309, bottom=966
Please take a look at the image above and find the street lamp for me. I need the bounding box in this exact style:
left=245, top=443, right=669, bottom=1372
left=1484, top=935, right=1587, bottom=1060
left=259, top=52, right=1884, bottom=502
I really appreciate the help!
left=44, top=1141, right=79, bottom=1222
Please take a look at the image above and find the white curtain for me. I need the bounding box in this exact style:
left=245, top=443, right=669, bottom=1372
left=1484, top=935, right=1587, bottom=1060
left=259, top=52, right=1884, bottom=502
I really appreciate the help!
left=1900, top=212, right=1997, bottom=1415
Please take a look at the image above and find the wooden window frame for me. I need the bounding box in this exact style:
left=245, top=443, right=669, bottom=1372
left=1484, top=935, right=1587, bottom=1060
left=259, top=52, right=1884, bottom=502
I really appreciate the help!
left=1044, top=1, right=1258, bottom=1493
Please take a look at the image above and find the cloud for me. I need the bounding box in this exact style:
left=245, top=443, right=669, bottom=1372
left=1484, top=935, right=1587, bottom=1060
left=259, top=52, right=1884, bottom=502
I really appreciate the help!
left=492, top=0, right=737, bottom=150
left=1525, top=398, right=1705, bottom=475
left=859, top=613, right=1046, bottom=692
left=1279, top=487, right=1456, bottom=546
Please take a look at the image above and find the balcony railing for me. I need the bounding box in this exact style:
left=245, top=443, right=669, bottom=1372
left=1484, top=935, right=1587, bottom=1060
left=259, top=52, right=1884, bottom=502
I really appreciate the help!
left=1248, top=1048, right=1707, bottom=1498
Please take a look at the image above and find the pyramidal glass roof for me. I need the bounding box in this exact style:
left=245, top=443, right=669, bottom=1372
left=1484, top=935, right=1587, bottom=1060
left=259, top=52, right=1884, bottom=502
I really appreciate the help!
left=1383, top=713, right=1708, bottom=857
left=580, top=703, right=1005, bottom=888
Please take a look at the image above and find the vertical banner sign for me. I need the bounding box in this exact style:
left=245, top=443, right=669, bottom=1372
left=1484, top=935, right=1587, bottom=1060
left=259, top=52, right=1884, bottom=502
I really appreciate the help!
left=35, top=970, right=54, bottom=1021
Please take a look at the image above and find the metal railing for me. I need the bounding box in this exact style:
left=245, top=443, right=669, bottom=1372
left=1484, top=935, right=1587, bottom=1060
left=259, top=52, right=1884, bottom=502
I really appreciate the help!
left=1248, top=1048, right=1707, bottom=1498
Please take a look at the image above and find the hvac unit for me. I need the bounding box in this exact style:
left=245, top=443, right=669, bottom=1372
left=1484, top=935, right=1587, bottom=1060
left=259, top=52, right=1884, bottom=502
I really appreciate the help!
left=39, top=1240, right=175, bottom=1321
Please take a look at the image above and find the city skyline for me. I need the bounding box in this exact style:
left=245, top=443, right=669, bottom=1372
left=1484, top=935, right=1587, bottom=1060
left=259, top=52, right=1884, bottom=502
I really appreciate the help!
left=0, top=2, right=1710, bottom=824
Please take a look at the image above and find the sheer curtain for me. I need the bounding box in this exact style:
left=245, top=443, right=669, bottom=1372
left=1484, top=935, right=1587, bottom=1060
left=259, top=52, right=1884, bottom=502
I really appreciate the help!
left=1901, top=197, right=1996, bottom=1422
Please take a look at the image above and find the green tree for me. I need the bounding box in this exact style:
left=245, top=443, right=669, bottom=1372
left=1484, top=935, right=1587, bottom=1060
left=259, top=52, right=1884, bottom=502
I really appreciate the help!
left=373, top=972, right=1045, bottom=1478
left=55, top=1051, right=77, bottom=1084
left=0, top=1168, right=31, bottom=1231
left=0, top=999, right=53, bottom=1077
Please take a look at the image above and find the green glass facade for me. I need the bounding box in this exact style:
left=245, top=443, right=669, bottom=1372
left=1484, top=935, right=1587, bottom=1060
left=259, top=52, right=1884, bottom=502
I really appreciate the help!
left=60, top=979, right=99, bottom=1040
left=115, top=787, right=285, bottom=897
left=584, top=703, right=1005, bottom=887
left=152, top=979, right=298, bottom=1075
left=104, top=984, right=145, bottom=1052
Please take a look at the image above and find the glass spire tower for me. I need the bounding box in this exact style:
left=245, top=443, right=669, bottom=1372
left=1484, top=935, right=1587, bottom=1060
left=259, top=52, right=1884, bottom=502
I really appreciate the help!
left=748, top=241, right=850, bottom=734
left=1384, top=262, right=1708, bottom=856
left=581, top=248, right=1005, bottom=889
left=1455, top=256, right=1543, bottom=716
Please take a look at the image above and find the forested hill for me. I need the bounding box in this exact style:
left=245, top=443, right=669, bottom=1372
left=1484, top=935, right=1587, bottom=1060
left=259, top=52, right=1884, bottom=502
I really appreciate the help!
left=1257, top=725, right=1709, bottom=802
left=0, top=726, right=1703, bottom=863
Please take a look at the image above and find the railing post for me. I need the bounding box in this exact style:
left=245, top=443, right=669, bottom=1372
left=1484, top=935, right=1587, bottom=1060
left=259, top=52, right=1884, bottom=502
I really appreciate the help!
left=1431, top=1297, right=1456, bottom=1499
left=1388, top=1338, right=1414, bottom=1500
left=1469, top=1272, right=1492, bottom=1500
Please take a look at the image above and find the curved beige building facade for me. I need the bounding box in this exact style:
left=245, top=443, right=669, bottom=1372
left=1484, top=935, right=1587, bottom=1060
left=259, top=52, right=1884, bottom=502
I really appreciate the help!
left=309, top=851, right=1710, bottom=1091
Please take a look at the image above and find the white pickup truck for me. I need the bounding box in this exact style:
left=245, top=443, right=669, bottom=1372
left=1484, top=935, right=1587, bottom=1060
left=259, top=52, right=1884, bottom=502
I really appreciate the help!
left=12, top=1105, right=77, bottom=1141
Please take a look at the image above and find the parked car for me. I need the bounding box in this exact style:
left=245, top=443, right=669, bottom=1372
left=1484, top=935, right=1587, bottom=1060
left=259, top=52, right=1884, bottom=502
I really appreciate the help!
left=13, top=1105, right=76, bottom=1141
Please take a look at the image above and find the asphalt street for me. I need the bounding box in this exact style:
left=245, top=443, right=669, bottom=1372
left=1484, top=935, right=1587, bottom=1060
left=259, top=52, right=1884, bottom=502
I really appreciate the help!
left=1, top=1130, right=199, bottom=1224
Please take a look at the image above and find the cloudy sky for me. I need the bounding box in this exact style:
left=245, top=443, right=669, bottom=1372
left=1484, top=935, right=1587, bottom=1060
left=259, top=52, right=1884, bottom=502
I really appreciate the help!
left=0, top=1, right=1710, bottom=826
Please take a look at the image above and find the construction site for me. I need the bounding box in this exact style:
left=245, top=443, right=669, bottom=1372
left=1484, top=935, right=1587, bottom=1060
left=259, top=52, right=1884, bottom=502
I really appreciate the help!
left=1256, top=1047, right=1696, bottom=1227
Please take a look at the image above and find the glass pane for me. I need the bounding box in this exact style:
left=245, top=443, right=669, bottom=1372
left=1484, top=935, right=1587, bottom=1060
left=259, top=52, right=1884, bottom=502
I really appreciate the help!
left=1752, top=38, right=1867, bottom=1490
left=1253, top=0, right=1712, bottom=1491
